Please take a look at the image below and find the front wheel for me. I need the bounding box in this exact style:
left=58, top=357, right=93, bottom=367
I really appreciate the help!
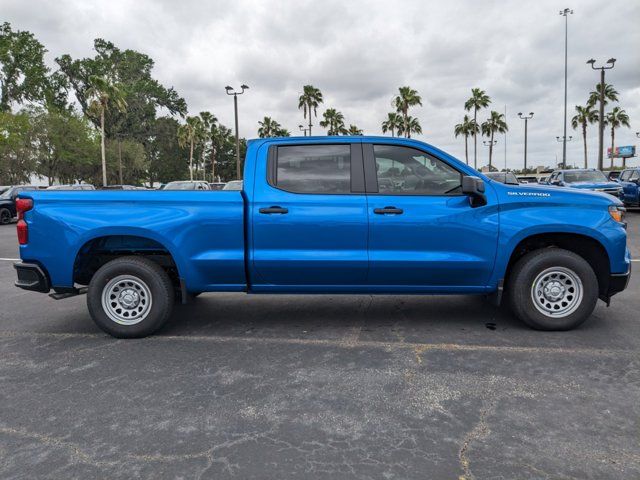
left=87, top=256, right=174, bottom=338
left=508, top=248, right=599, bottom=331
left=0, top=208, right=11, bottom=225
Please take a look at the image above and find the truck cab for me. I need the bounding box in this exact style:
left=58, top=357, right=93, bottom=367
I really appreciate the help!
left=618, top=168, right=640, bottom=207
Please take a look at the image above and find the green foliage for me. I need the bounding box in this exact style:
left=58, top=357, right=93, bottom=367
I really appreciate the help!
left=381, top=112, right=403, bottom=137
left=319, top=108, right=347, bottom=135
left=394, top=86, right=422, bottom=138
left=346, top=124, right=363, bottom=135
left=0, top=22, right=50, bottom=111
left=258, top=116, right=288, bottom=137
left=148, top=116, right=188, bottom=185
left=0, top=110, right=35, bottom=183
left=298, top=85, right=323, bottom=134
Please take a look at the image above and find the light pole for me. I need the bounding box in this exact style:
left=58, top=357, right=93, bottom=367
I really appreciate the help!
left=556, top=136, right=573, bottom=167
left=225, top=84, right=249, bottom=180
left=518, top=112, right=534, bottom=173
left=483, top=140, right=497, bottom=171
left=559, top=8, right=573, bottom=169
left=299, top=124, right=309, bottom=136
left=587, top=58, right=616, bottom=170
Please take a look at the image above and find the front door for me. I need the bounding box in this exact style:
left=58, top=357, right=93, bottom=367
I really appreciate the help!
left=251, top=141, right=369, bottom=288
left=364, top=143, right=499, bottom=290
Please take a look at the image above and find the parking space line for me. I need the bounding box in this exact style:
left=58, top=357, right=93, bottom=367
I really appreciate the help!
left=0, top=330, right=635, bottom=357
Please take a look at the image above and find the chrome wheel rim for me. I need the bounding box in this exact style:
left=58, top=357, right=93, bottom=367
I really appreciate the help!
left=101, top=275, right=152, bottom=325
left=531, top=267, right=583, bottom=318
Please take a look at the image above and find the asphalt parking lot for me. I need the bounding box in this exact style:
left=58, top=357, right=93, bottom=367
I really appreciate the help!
left=1, top=214, right=639, bottom=480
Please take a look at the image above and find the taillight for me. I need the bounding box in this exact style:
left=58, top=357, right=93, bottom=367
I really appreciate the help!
left=16, top=198, right=33, bottom=245
left=16, top=198, right=33, bottom=220
left=17, top=220, right=28, bottom=245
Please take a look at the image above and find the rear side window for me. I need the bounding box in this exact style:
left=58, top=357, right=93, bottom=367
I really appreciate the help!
left=630, top=171, right=640, bottom=181
left=273, top=145, right=351, bottom=194
left=620, top=170, right=631, bottom=181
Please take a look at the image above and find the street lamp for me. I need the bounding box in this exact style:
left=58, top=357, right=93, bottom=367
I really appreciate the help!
left=559, top=8, right=573, bottom=169
left=518, top=112, right=534, bottom=172
left=299, top=124, right=309, bottom=137
left=225, top=84, right=249, bottom=180
left=587, top=58, right=616, bottom=170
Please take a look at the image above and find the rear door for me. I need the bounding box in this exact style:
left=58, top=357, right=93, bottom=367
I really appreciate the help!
left=251, top=141, right=369, bottom=288
left=619, top=169, right=639, bottom=204
left=364, top=143, right=499, bottom=289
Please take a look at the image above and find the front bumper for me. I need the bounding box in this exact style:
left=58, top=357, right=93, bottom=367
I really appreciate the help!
left=14, top=262, right=50, bottom=293
left=607, top=268, right=631, bottom=298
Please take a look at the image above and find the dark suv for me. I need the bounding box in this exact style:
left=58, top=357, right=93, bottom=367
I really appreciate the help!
left=0, top=186, right=39, bottom=224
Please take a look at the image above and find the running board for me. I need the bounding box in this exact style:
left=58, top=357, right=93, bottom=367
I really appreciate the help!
left=49, top=287, right=87, bottom=300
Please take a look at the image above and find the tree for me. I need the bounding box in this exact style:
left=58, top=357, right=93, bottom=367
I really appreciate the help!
left=319, top=108, right=347, bottom=135
left=381, top=112, right=403, bottom=137
left=148, top=116, right=188, bottom=185
left=85, top=75, right=127, bottom=186
left=298, top=85, right=323, bottom=135
left=605, top=107, right=631, bottom=168
left=177, top=116, right=203, bottom=181
left=393, top=87, right=422, bottom=138
left=275, top=128, right=291, bottom=137
left=397, top=115, right=422, bottom=138
left=258, top=116, right=284, bottom=138
left=464, top=88, right=491, bottom=170
left=588, top=83, right=619, bottom=107
left=454, top=115, right=478, bottom=165
left=481, top=111, right=508, bottom=170
left=571, top=105, right=598, bottom=169
left=0, top=110, right=36, bottom=184
left=0, top=22, right=49, bottom=111
left=346, top=124, right=363, bottom=135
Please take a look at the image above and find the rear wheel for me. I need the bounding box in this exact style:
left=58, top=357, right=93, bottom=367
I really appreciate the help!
left=508, top=248, right=598, bottom=330
left=87, top=256, right=174, bottom=338
left=0, top=208, right=11, bottom=225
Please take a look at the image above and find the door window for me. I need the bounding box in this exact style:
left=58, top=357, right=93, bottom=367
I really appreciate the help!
left=272, top=145, right=351, bottom=194
left=630, top=171, right=640, bottom=182
left=620, top=170, right=631, bottom=181
left=372, top=145, right=461, bottom=195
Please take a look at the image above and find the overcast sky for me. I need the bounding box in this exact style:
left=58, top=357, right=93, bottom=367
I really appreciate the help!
left=4, top=0, right=639, bottom=170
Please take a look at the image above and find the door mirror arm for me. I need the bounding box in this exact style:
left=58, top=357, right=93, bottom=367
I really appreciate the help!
left=462, top=176, right=487, bottom=208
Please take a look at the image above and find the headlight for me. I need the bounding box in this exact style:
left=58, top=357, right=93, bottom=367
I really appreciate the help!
left=608, top=205, right=626, bottom=224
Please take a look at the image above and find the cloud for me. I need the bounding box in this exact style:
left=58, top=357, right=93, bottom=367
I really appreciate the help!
left=4, top=0, right=639, bottom=169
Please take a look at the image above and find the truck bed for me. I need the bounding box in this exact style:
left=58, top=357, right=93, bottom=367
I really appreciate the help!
left=20, top=190, right=247, bottom=292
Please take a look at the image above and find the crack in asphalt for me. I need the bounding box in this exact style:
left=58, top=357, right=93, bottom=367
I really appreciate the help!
left=458, top=400, right=495, bottom=480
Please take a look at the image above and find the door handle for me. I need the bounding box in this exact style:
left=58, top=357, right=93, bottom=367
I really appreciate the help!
left=259, top=206, right=288, bottom=214
left=373, top=206, right=403, bottom=215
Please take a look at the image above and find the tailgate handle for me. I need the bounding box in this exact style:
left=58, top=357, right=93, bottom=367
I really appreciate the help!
left=259, top=206, right=288, bottom=214
left=374, top=206, right=403, bottom=215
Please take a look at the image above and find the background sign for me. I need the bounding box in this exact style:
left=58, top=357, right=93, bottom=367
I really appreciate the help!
left=608, top=145, right=636, bottom=158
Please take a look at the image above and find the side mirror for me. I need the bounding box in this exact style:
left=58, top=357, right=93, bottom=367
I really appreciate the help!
left=462, top=176, right=487, bottom=207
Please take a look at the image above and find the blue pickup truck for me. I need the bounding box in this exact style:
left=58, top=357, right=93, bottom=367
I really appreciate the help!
left=13, top=137, right=630, bottom=337
left=618, top=168, right=640, bottom=207
left=545, top=169, right=623, bottom=197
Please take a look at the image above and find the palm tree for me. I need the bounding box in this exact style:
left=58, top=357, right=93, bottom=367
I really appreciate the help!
left=258, top=116, right=283, bottom=138
left=275, top=128, right=291, bottom=137
left=347, top=124, right=363, bottom=135
left=464, top=88, right=491, bottom=170
left=198, top=111, right=217, bottom=181
left=398, top=115, right=422, bottom=138
left=85, top=75, right=127, bottom=186
left=571, top=105, right=598, bottom=168
left=319, top=108, right=347, bottom=135
left=298, top=85, right=323, bottom=135
left=177, top=116, right=203, bottom=181
left=481, top=111, right=508, bottom=170
left=588, top=83, right=619, bottom=107
left=393, top=87, right=422, bottom=138
left=381, top=112, right=403, bottom=137
left=454, top=115, right=478, bottom=165
left=605, top=107, right=631, bottom=168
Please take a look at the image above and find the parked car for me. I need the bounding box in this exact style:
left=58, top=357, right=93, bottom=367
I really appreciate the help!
left=546, top=169, right=622, bottom=196
left=222, top=180, right=243, bottom=190
left=13, top=137, right=630, bottom=337
left=46, top=184, right=95, bottom=190
left=607, top=171, right=622, bottom=181
left=617, top=168, right=640, bottom=207
left=516, top=176, right=538, bottom=184
left=484, top=172, right=519, bottom=185
left=0, top=186, right=11, bottom=196
left=163, top=181, right=211, bottom=190
left=101, top=185, right=141, bottom=190
left=0, top=186, right=39, bottom=224
left=209, top=182, right=226, bottom=190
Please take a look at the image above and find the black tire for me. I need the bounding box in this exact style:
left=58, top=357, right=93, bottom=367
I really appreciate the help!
left=0, top=208, right=11, bottom=225
left=508, top=248, right=598, bottom=331
left=87, top=256, right=174, bottom=338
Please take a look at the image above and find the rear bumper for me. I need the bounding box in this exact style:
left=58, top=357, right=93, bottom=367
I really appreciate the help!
left=14, top=262, right=50, bottom=293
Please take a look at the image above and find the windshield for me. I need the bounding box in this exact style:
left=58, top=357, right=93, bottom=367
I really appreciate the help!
left=0, top=188, right=13, bottom=199
left=486, top=172, right=519, bottom=185
left=564, top=171, right=607, bottom=183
